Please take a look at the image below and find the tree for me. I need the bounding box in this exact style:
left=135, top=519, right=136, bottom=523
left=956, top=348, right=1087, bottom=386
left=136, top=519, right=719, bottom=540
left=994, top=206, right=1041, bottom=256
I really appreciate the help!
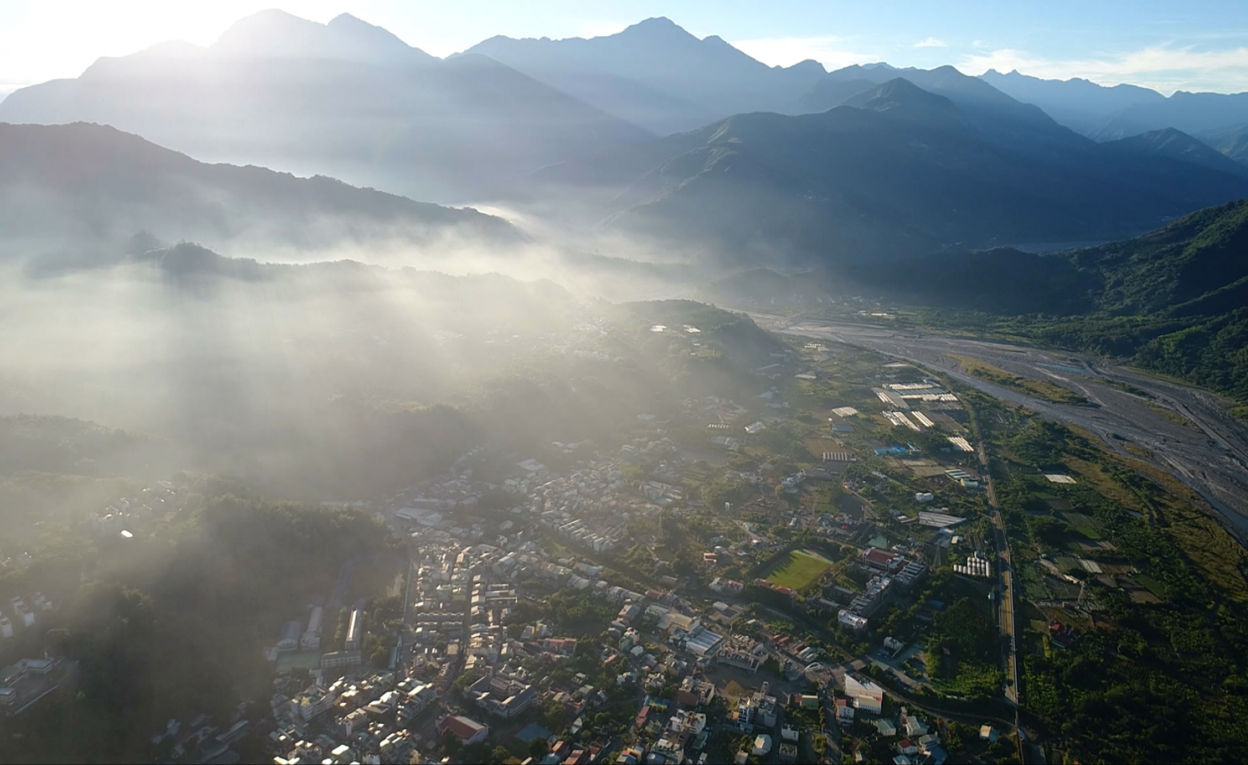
left=489, top=745, right=512, bottom=764
left=529, top=738, right=548, bottom=759
left=441, top=731, right=463, bottom=757
left=369, top=646, right=389, bottom=669
left=43, top=627, right=71, bottom=653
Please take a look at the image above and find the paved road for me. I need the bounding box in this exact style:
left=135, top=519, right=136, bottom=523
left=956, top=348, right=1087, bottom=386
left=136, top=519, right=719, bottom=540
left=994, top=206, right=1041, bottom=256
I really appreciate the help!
left=979, top=437, right=1021, bottom=714
left=754, top=315, right=1248, bottom=545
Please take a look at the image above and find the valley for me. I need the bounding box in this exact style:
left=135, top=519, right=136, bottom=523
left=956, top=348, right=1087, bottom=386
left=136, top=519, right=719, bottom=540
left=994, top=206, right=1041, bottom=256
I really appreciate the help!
left=3, top=6, right=1248, bottom=765
left=754, top=316, right=1248, bottom=540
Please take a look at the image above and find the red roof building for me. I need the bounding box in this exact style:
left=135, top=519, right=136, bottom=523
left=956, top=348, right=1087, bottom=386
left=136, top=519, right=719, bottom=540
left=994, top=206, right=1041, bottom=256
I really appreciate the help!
left=436, top=714, right=489, bottom=746
left=861, top=547, right=901, bottom=571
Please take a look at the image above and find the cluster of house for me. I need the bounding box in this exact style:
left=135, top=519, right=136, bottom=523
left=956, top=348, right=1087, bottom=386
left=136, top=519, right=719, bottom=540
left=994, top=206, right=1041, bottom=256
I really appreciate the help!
left=707, top=577, right=745, bottom=595
left=880, top=710, right=946, bottom=765
left=408, top=541, right=466, bottom=665
left=528, top=442, right=686, bottom=553
left=688, top=395, right=749, bottom=427
left=717, top=634, right=767, bottom=673
left=651, top=707, right=708, bottom=764
left=437, top=660, right=614, bottom=760
left=390, top=461, right=489, bottom=524
left=831, top=547, right=928, bottom=632
left=88, top=481, right=181, bottom=539
left=460, top=545, right=521, bottom=676
left=833, top=676, right=947, bottom=765
left=0, top=593, right=51, bottom=639
left=150, top=711, right=251, bottom=763
left=270, top=671, right=437, bottom=765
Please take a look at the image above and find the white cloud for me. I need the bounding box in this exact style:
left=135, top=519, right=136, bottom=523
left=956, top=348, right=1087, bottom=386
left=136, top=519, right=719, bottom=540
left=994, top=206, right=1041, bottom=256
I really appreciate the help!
left=732, top=35, right=876, bottom=70
left=962, top=44, right=1248, bottom=94
left=914, top=37, right=948, bottom=49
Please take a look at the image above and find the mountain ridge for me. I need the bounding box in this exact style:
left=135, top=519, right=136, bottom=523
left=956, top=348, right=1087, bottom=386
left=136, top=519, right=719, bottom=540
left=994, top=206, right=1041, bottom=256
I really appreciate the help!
left=0, top=10, right=650, bottom=202
left=463, top=16, right=828, bottom=134
left=0, top=122, right=524, bottom=263
left=529, top=85, right=1248, bottom=265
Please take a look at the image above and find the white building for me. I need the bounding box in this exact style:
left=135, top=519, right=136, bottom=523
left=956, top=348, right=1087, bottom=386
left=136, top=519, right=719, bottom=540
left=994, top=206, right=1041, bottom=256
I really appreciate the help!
left=752, top=735, right=772, bottom=756
left=903, top=713, right=928, bottom=737
left=844, top=675, right=884, bottom=715
left=344, top=609, right=363, bottom=651
left=293, top=685, right=337, bottom=721
left=9, top=599, right=34, bottom=628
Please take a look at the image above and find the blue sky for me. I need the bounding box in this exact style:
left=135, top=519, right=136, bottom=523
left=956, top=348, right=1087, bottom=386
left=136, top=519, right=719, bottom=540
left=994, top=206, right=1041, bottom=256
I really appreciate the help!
left=3, top=0, right=1248, bottom=98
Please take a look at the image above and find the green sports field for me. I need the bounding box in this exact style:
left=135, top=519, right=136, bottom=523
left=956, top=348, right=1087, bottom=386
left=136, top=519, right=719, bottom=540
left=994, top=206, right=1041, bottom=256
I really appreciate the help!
left=764, top=548, right=836, bottom=590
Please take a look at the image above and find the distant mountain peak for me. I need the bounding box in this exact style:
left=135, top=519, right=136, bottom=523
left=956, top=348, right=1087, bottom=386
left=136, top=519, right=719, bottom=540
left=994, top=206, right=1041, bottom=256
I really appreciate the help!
left=215, top=7, right=312, bottom=39
left=1104, top=125, right=1248, bottom=178
left=210, top=8, right=429, bottom=62
left=631, top=16, right=682, bottom=30
left=786, top=59, right=827, bottom=75
left=327, top=11, right=434, bottom=59
left=843, top=77, right=966, bottom=125
left=618, top=16, right=699, bottom=42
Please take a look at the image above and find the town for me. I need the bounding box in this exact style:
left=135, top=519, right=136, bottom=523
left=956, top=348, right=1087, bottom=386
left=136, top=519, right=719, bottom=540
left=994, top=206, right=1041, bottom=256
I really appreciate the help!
left=3, top=305, right=1208, bottom=765
left=136, top=336, right=1019, bottom=765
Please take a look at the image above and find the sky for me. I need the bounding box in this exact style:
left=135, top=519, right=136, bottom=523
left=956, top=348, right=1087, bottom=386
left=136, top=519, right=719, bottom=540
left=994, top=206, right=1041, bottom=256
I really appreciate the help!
left=3, top=0, right=1248, bottom=98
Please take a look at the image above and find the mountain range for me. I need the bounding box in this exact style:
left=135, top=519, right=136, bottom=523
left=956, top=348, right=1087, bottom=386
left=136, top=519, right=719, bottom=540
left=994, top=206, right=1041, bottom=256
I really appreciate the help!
left=0, top=10, right=647, bottom=202
left=3, top=9, right=1248, bottom=270
left=0, top=121, right=522, bottom=265
left=463, top=17, right=828, bottom=135
left=980, top=69, right=1248, bottom=147
left=529, top=77, right=1248, bottom=264
left=5, top=11, right=1248, bottom=203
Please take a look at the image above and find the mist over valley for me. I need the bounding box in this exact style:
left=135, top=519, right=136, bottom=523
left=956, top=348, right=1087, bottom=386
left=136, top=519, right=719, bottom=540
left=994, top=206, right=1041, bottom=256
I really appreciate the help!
left=4, top=7, right=1248, bottom=765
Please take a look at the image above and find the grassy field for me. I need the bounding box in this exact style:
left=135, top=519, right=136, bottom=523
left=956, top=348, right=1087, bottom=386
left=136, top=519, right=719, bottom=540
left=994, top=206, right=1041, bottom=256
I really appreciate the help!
left=764, top=548, right=836, bottom=590
left=275, top=651, right=322, bottom=673
left=949, top=354, right=1090, bottom=406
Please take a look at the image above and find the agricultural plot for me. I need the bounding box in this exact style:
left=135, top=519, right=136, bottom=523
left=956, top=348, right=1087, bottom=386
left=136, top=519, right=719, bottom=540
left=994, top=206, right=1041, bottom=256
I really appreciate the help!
left=1061, top=511, right=1104, bottom=540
